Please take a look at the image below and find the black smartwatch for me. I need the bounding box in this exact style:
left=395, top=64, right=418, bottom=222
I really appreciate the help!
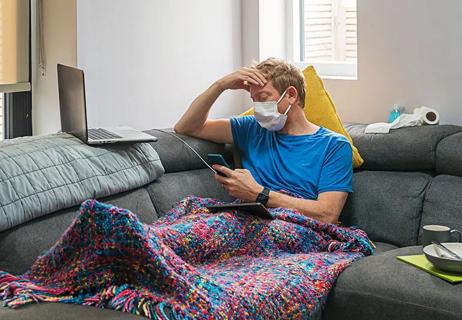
left=256, top=187, right=270, bottom=206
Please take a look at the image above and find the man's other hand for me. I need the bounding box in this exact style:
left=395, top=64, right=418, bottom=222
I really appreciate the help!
left=213, top=165, right=262, bottom=202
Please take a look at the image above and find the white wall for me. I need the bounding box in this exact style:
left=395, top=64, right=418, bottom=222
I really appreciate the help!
left=241, top=0, right=286, bottom=65
left=77, top=0, right=244, bottom=130
left=324, top=0, right=462, bottom=125
left=259, top=0, right=286, bottom=62
left=241, top=0, right=260, bottom=66
left=32, top=0, right=77, bottom=136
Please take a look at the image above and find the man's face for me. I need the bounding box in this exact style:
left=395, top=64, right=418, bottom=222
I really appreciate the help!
left=249, top=81, right=288, bottom=113
left=249, top=81, right=279, bottom=102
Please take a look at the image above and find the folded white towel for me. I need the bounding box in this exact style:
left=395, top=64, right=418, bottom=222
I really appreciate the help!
left=364, top=122, right=392, bottom=134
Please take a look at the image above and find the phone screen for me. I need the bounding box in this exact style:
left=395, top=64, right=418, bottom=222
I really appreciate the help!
left=207, top=153, right=231, bottom=176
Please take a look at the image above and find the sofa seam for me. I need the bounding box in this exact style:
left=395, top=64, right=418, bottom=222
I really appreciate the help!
left=415, top=174, right=435, bottom=244
left=412, top=174, right=433, bottom=245
left=145, top=183, right=162, bottom=218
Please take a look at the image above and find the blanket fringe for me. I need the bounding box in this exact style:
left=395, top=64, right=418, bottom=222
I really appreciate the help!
left=1, top=271, right=173, bottom=319
left=0, top=271, right=75, bottom=308
left=83, top=284, right=171, bottom=319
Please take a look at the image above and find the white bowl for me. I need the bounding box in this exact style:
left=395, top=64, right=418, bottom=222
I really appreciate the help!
left=423, top=243, right=462, bottom=274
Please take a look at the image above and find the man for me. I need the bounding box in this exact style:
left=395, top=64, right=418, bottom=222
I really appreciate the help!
left=174, top=58, right=352, bottom=224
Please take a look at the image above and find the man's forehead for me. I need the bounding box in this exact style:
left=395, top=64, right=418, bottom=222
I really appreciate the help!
left=249, top=83, right=274, bottom=99
left=250, top=88, right=272, bottom=96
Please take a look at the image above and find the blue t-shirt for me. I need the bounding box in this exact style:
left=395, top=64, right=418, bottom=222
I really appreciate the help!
left=230, top=116, right=353, bottom=200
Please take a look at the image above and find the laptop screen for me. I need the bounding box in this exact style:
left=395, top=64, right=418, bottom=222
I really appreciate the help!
left=57, top=64, right=88, bottom=142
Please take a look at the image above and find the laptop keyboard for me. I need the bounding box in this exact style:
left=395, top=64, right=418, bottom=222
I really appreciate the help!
left=88, top=128, right=122, bottom=140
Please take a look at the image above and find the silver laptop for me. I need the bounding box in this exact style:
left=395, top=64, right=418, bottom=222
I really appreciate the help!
left=57, top=64, right=157, bottom=144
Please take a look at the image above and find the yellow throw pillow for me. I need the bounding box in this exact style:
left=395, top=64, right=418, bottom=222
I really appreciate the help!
left=240, top=65, right=364, bottom=168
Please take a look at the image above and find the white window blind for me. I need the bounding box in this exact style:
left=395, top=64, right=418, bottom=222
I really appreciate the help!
left=294, top=0, right=357, bottom=79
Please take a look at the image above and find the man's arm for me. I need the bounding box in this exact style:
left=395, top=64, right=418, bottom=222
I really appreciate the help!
left=213, top=166, right=348, bottom=224
left=265, top=190, right=348, bottom=224
left=174, top=68, right=266, bottom=144
left=174, top=83, right=233, bottom=144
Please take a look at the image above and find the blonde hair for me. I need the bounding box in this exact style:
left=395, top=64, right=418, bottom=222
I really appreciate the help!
left=253, top=58, right=306, bottom=107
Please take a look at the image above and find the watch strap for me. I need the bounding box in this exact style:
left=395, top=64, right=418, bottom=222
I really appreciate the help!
left=256, top=187, right=270, bottom=206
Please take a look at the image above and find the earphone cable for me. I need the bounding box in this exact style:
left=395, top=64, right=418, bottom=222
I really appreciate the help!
left=150, top=129, right=217, bottom=174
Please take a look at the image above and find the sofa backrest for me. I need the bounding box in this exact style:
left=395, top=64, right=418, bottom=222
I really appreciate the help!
left=144, top=129, right=234, bottom=174
left=340, top=171, right=431, bottom=247
left=146, top=169, right=234, bottom=215
left=344, top=124, right=462, bottom=171
left=417, top=132, right=462, bottom=244
left=343, top=124, right=462, bottom=247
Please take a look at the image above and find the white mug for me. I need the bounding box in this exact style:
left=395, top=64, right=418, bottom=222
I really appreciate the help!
left=422, top=225, right=462, bottom=247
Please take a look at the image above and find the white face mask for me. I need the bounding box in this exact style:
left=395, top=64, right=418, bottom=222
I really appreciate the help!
left=253, top=89, right=292, bottom=131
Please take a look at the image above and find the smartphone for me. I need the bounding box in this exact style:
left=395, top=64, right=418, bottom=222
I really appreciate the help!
left=207, top=153, right=231, bottom=176
left=207, top=202, right=274, bottom=220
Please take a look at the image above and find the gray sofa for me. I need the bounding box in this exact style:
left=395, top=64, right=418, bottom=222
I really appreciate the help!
left=1, top=124, right=462, bottom=319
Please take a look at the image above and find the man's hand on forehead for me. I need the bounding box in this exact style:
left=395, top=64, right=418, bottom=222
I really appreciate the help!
left=242, top=67, right=267, bottom=88
left=215, top=67, right=267, bottom=92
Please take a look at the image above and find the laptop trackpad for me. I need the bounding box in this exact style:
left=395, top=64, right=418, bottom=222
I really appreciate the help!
left=106, top=127, right=145, bottom=137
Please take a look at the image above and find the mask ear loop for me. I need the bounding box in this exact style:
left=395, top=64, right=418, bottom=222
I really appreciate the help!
left=283, top=104, right=292, bottom=115
left=277, top=89, right=291, bottom=115
left=276, top=89, right=288, bottom=104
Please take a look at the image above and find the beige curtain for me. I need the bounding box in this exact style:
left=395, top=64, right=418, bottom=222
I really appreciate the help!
left=0, top=0, right=30, bottom=92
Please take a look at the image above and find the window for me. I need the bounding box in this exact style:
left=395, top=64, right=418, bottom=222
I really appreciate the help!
left=288, top=0, right=358, bottom=79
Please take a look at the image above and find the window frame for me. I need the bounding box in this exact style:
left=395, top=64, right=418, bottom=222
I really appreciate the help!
left=286, top=0, right=358, bottom=80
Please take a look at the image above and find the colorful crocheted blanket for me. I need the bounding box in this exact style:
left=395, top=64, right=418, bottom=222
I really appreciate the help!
left=0, top=196, right=373, bottom=319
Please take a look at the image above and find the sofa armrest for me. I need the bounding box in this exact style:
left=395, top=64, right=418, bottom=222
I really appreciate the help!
left=144, top=128, right=234, bottom=173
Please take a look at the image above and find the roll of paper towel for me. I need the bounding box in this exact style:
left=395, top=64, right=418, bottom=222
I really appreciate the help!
left=413, top=106, right=440, bottom=125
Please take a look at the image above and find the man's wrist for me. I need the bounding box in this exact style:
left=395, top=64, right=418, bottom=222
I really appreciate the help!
left=253, top=186, right=264, bottom=201
left=212, top=80, right=226, bottom=93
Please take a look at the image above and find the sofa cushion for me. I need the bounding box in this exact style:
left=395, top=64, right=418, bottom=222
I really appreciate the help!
left=345, top=124, right=462, bottom=171
left=373, top=241, right=399, bottom=254
left=418, top=175, right=462, bottom=244
left=145, top=129, right=234, bottom=173
left=0, top=188, right=157, bottom=274
left=146, top=168, right=234, bottom=215
left=0, top=303, right=142, bottom=319
left=340, top=171, right=432, bottom=247
left=323, top=245, right=462, bottom=320
left=436, top=133, right=462, bottom=177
